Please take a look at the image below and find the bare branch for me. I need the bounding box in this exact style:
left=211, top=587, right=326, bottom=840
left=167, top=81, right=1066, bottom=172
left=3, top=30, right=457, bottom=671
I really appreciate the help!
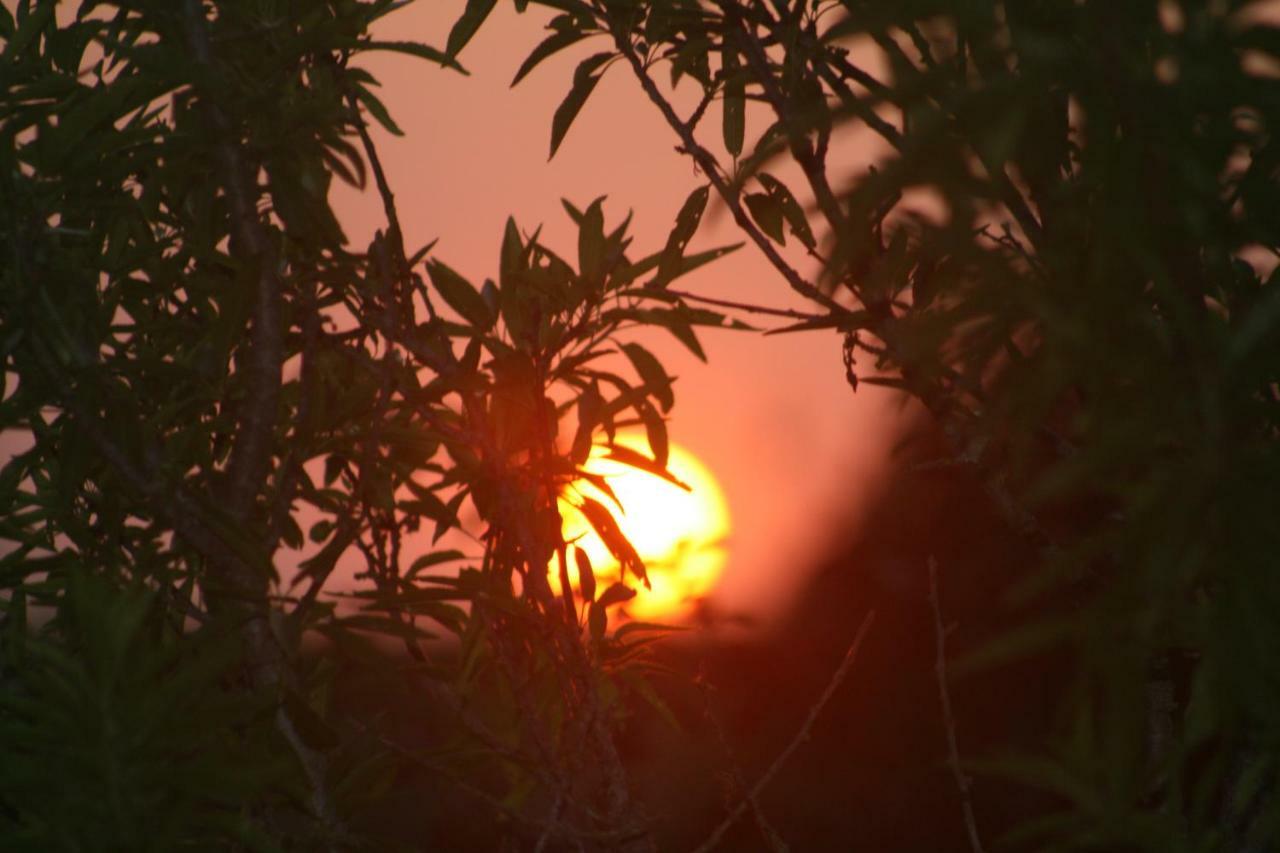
left=696, top=670, right=789, bottom=853
left=689, top=611, right=875, bottom=853
left=928, top=557, right=988, bottom=853
left=664, top=288, right=826, bottom=321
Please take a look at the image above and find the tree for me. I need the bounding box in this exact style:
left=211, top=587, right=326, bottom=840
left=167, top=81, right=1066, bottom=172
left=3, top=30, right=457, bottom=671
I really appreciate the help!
left=4, top=0, right=1280, bottom=851
left=0, top=1, right=741, bottom=848
left=505, top=0, right=1280, bottom=848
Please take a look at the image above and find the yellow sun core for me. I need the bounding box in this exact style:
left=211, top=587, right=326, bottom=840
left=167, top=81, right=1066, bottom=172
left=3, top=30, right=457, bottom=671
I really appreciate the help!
left=557, top=437, right=730, bottom=622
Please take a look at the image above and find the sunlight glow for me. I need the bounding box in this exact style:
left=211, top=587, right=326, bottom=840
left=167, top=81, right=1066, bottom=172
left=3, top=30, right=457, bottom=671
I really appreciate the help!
left=557, top=436, right=730, bottom=622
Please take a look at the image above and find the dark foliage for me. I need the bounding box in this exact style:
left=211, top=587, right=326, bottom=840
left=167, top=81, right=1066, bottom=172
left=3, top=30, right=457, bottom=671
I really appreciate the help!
left=3, top=0, right=1280, bottom=850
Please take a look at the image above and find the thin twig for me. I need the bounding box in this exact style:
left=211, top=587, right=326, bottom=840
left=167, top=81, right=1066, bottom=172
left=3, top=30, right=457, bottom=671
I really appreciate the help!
left=928, top=558, right=987, bottom=853
left=689, top=611, right=876, bottom=853
left=664, top=288, right=826, bottom=321
left=696, top=668, right=789, bottom=852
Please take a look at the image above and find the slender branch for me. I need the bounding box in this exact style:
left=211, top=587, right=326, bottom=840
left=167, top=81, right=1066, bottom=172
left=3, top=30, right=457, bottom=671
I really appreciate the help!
left=689, top=611, right=875, bottom=853
left=928, top=558, right=987, bottom=853
left=612, top=28, right=848, bottom=316
left=726, top=8, right=848, bottom=234
left=181, top=0, right=284, bottom=523
left=696, top=670, right=789, bottom=853
left=665, top=288, right=825, bottom=321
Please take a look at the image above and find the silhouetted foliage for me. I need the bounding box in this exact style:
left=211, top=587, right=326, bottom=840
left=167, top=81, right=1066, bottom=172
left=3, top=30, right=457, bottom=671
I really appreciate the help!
left=3, top=0, right=1280, bottom=850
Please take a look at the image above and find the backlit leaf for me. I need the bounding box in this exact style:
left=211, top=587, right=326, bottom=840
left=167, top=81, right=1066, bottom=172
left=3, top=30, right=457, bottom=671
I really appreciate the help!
left=446, top=0, right=498, bottom=58
left=722, top=44, right=745, bottom=158
left=512, top=28, right=588, bottom=86
left=426, top=260, right=493, bottom=330
left=550, top=52, right=613, bottom=159
left=577, top=497, right=648, bottom=587
left=574, top=546, right=597, bottom=603
left=744, top=191, right=786, bottom=244
left=621, top=343, right=674, bottom=412
left=757, top=172, right=815, bottom=249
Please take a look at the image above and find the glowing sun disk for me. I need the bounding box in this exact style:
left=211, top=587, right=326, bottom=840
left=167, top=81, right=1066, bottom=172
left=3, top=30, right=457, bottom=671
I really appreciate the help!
left=558, top=438, right=730, bottom=621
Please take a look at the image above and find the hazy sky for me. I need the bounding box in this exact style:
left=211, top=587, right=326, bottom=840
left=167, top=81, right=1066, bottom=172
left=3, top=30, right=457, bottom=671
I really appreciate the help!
left=330, top=1, right=911, bottom=624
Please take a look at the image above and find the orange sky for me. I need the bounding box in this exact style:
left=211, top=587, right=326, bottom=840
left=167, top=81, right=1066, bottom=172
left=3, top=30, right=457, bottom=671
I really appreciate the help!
left=328, top=1, right=910, bottom=626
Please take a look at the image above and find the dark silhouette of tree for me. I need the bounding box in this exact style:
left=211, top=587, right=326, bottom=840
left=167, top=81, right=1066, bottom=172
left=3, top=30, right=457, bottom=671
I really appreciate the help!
left=3, top=0, right=1279, bottom=850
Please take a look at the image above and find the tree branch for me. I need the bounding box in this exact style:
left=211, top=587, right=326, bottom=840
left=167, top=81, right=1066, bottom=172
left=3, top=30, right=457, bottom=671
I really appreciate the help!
left=689, top=611, right=875, bottom=853
left=928, top=558, right=987, bottom=853
left=181, top=0, right=284, bottom=524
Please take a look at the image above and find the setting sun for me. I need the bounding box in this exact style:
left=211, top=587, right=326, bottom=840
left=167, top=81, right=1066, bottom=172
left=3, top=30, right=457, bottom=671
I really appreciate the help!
left=557, top=436, right=730, bottom=622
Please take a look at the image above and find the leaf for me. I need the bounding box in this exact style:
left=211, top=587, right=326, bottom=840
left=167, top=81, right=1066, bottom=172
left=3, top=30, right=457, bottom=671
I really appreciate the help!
left=577, top=497, right=648, bottom=587
left=621, top=342, right=674, bottom=412
left=722, top=44, right=745, bottom=157
left=604, top=443, right=690, bottom=491
left=589, top=600, right=607, bottom=642
left=571, top=382, right=603, bottom=464
left=512, top=28, right=588, bottom=86
left=357, top=40, right=468, bottom=75
left=308, top=519, right=334, bottom=544
left=744, top=192, right=786, bottom=244
left=549, top=52, right=613, bottom=159
left=596, top=581, right=637, bottom=609
left=578, top=196, right=607, bottom=285
left=657, top=185, right=711, bottom=284
left=615, top=621, right=685, bottom=641
left=434, top=491, right=467, bottom=543
left=499, top=216, right=524, bottom=289
left=2, top=0, right=52, bottom=62
left=426, top=260, right=493, bottom=330
left=574, top=546, right=596, bottom=603
left=757, top=172, right=815, bottom=249
left=407, top=550, right=467, bottom=578
left=638, top=400, right=669, bottom=469
left=446, top=0, right=498, bottom=58
left=353, top=83, right=403, bottom=136
left=644, top=242, right=743, bottom=290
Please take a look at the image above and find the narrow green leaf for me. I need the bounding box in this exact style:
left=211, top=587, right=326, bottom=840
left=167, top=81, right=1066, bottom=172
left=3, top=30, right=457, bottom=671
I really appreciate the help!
left=757, top=172, right=815, bottom=249
left=638, top=400, right=669, bottom=468
left=2, top=0, right=52, bottom=62
left=354, top=83, right=403, bottom=136
left=603, top=443, right=690, bottom=491
left=722, top=44, right=744, bottom=158
left=426, top=260, right=493, bottom=330
left=446, top=0, right=498, bottom=58
left=512, top=28, right=588, bottom=86
left=744, top=192, right=786, bottom=244
left=575, top=546, right=596, bottom=603
left=577, top=497, right=648, bottom=587
left=357, top=40, right=468, bottom=74
left=571, top=382, right=602, bottom=464
left=550, top=52, right=613, bottom=159
left=657, top=185, right=710, bottom=284
left=644, top=242, right=742, bottom=290
left=578, top=197, right=607, bottom=285
left=500, top=216, right=523, bottom=289
left=596, top=581, right=637, bottom=609
left=620, top=343, right=674, bottom=412
left=309, top=519, right=334, bottom=544
left=407, top=549, right=467, bottom=578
